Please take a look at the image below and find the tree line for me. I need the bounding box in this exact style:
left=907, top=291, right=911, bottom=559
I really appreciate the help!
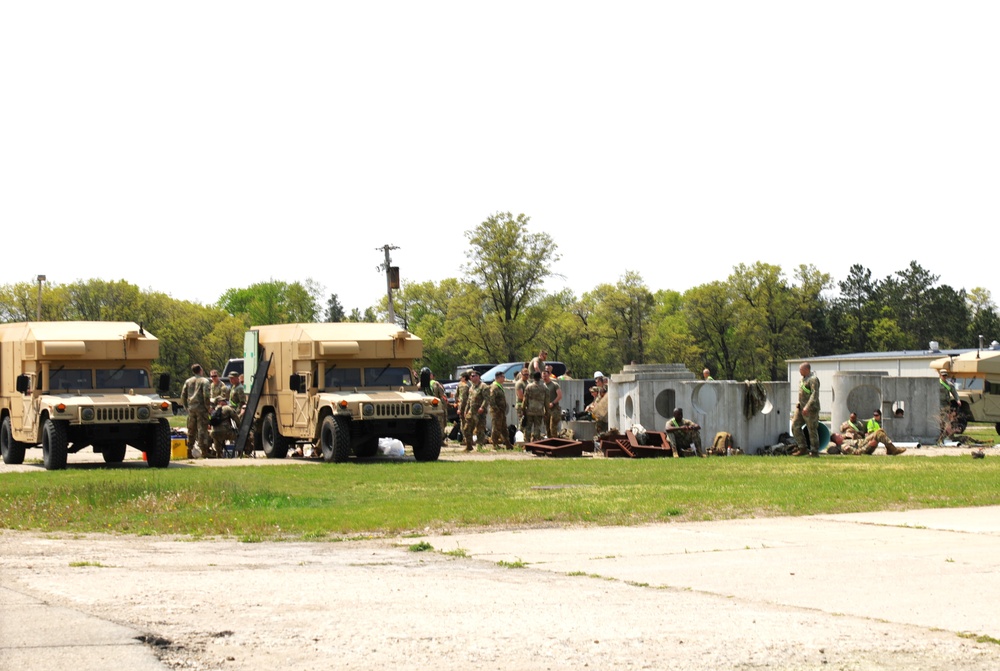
left=1, top=213, right=997, bottom=391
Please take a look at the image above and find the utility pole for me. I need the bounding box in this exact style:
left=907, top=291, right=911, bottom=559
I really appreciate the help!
left=376, top=245, right=400, bottom=325
left=36, top=275, right=46, bottom=320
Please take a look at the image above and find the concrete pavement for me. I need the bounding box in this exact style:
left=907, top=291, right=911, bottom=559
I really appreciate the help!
left=2, top=505, right=999, bottom=669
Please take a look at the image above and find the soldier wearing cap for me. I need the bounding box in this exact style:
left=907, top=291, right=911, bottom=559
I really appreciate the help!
left=489, top=370, right=513, bottom=449
left=228, top=371, right=246, bottom=410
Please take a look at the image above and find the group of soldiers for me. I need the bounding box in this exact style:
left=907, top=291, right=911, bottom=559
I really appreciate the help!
left=179, top=363, right=248, bottom=458
left=449, top=353, right=611, bottom=451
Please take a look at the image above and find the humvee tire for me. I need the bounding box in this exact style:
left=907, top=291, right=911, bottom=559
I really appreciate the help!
left=1, top=417, right=26, bottom=465
left=354, top=436, right=379, bottom=459
left=412, top=419, right=442, bottom=462
left=42, top=419, right=69, bottom=471
left=144, top=419, right=171, bottom=468
left=320, top=415, right=350, bottom=463
left=261, top=412, right=290, bottom=459
left=99, top=442, right=128, bottom=464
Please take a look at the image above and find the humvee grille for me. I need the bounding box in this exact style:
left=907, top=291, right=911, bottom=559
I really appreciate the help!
left=96, top=406, right=137, bottom=421
left=372, top=403, right=413, bottom=418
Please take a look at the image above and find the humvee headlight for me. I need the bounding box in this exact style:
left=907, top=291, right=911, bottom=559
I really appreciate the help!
left=56, top=403, right=67, bottom=413
left=137, top=407, right=151, bottom=420
left=362, top=403, right=375, bottom=416
left=81, top=408, right=95, bottom=421
left=412, top=403, right=423, bottom=415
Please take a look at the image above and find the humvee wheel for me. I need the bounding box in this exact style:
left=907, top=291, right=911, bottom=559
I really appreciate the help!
left=413, top=419, right=443, bottom=462
left=99, top=442, right=128, bottom=464
left=144, top=419, right=171, bottom=468
left=1, top=416, right=26, bottom=465
left=320, top=415, right=350, bottom=463
left=261, top=412, right=289, bottom=459
left=42, top=419, right=69, bottom=470
left=354, top=435, right=379, bottom=459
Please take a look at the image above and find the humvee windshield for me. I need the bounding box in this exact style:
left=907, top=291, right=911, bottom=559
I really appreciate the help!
left=50, top=369, right=94, bottom=390
left=96, top=368, right=151, bottom=389
left=322, top=366, right=413, bottom=388
left=365, top=366, right=411, bottom=387
left=325, top=367, right=362, bottom=388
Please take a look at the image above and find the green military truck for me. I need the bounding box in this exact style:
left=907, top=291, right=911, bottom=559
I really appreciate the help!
left=244, top=322, right=445, bottom=462
left=0, top=321, right=174, bottom=470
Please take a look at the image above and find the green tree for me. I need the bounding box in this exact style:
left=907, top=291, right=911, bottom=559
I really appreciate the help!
left=729, top=262, right=807, bottom=381
left=647, top=289, right=700, bottom=373
left=967, top=288, right=1000, bottom=346
left=217, top=280, right=321, bottom=325
left=587, top=272, right=655, bottom=366
left=325, top=294, right=346, bottom=322
left=458, top=212, right=558, bottom=361
left=835, top=264, right=879, bottom=353
left=683, top=282, right=746, bottom=380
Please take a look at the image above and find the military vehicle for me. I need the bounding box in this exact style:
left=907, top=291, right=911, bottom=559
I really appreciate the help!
left=243, top=323, right=446, bottom=462
left=0, top=322, right=173, bottom=470
left=931, top=348, right=1000, bottom=433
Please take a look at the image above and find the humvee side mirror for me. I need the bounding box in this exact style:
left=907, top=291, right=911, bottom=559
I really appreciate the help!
left=289, top=374, right=305, bottom=393
left=158, top=373, right=170, bottom=394
left=16, top=375, right=30, bottom=394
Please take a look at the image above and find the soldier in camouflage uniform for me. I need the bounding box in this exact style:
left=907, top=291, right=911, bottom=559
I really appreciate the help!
left=514, top=367, right=530, bottom=431
left=791, top=362, right=821, bottom=457
left=210, top=397, right=240, bottom=456
left=522, top=372, right=548, bottom=442
left=489, top=370, right=513, bottom=449
left=463, top=371, right=489, bottom=451
left=208, top=369, right=229, bottom=405
left=180, top=363, right=212, bottom=458
left=227, top=371, right=246, bottom=410
left=829, top=411, right=867, bottom=455
left=543, top=369, right=563, bottom=439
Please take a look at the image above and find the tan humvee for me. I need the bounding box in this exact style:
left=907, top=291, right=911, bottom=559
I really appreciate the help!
left=0, top=322, right=174, bottom=470
left=931, top=349, right=1000, bottom=433
left=246, top=323, right=445, bottom=462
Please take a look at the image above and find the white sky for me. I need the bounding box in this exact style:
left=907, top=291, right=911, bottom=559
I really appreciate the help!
left=2, top=2, right=997, bottom=316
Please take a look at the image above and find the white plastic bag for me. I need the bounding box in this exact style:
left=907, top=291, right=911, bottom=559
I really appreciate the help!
left=514, top=430, right=524, bottom=443
left=378, top=438, right=405, bottom=457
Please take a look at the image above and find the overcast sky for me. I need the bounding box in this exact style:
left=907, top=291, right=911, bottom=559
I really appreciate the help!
left=2, top=2, right=997, bottom=320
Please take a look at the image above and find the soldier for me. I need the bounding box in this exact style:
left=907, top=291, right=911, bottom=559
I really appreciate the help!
left=586, top=371, right=610, bottom=435
left=861, top=409, right=906, bottom=455
left=489, top=370, right=513, bottom=449
left=829, top=411, right=867, bottom=455
left=208, top=369, right=229, bottom=405
left=210, top=397, right=240, bottom=457
left=228, top=371, right=246, bottom=410
left=665, top=407, right=705, bottom=458
left=179, top=363, right=212, bottom=458
left=529, top=349, right=548, bottom=377
left=522, top=372, right=548, bottom=443
left=938, top=369, right=961, bottom=443
left=702, top=368, right=714, bottom=381
left=543, top=369, right=563, bottom=439
left=514, top=367, right=530, bottom=431
left=462, top=370, right=489, bottom=451
left=420, top=367, right=449, bottom=446
left=791, top=362, right=821, bottom=457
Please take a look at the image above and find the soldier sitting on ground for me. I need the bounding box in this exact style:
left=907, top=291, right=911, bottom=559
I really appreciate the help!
left=665, top=407, right=705, bottom=458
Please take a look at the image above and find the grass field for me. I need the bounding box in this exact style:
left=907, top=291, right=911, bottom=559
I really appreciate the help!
left=2, top=455, right=998, bottom=542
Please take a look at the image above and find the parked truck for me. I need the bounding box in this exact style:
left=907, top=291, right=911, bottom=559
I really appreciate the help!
left=244, top=322, right=445, bottom=462
left=0, top=321, right=174, bottom=470
left=931, top=348, right=1000, bottom=433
